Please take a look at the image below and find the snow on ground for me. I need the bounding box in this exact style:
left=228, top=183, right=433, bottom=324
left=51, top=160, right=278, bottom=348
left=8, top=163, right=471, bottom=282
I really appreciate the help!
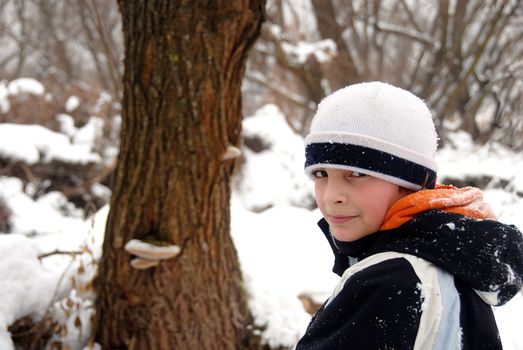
left=231, top=197, right=336, bottom=348
left=0, top=177, right=86, bottom=237
left=0, top=234, right=72, bottom=348
left=0, top=102, right=523, bottom=349
left=437, top=130, right=523, bottom=194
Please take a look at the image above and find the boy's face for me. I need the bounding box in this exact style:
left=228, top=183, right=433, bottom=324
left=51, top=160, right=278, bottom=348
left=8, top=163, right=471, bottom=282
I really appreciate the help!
left=313, top=168, right=407, bottom=242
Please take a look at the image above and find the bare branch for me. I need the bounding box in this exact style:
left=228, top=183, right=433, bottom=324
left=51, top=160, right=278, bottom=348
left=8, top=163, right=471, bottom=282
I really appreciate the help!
left=86, top=0, right=122, bottom=94
left=374, top=22, right=435, bottom=47
left=38, top=249, right=83, bottom=260
left=399, top=0, right=422, bottom=32
left=246, top=71, right=311, bottom=110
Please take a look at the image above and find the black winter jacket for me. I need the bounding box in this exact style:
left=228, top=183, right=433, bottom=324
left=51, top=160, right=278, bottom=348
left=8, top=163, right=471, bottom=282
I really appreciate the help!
left=296, top=210, right=523, bottom=350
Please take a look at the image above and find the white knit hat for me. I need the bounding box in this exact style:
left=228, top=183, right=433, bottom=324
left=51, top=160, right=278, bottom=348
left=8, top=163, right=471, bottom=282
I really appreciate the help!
left=304, top=81, right=438, bottom=190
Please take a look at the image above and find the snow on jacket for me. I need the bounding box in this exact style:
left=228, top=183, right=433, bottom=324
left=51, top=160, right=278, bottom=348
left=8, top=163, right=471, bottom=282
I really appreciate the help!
left=296, top=209, right=523, bottom=350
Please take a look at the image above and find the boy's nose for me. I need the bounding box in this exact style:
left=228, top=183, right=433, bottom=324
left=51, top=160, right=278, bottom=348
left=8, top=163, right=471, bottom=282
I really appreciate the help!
left=324, top=180, right=347, bottom=204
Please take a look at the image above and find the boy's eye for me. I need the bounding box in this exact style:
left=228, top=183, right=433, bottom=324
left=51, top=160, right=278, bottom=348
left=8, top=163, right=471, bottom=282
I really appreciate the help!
left=312, top=170, right=328, bottom=178
left=351, top=171, right=366, bottom=178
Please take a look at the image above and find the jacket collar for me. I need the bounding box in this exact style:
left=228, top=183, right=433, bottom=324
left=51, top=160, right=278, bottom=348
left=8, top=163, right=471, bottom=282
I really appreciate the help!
left=318, top=218, right=383, bottom=276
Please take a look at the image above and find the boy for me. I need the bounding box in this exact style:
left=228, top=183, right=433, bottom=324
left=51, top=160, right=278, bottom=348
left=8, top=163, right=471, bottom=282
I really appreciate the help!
left=296, top=82, right=523, bottom=349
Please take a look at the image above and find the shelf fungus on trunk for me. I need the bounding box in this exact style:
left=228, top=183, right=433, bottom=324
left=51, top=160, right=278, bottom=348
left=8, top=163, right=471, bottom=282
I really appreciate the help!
left=130, top=257, right=160, bottom=270
left=221, top=145, right=242, bottom=160
left=124, top=239, right=181, bottom=270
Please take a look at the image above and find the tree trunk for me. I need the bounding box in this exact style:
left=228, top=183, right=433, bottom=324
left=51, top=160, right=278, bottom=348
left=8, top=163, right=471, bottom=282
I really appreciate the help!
left=95, top=2, right=265, bottom=349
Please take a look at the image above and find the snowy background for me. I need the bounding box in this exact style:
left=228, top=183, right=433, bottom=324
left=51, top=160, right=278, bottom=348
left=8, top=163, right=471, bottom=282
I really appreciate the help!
left=0, top=78, right=523, bottom=349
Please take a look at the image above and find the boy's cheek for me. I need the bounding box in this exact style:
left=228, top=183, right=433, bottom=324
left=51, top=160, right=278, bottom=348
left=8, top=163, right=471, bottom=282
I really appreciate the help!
left=314, top=191, right=325, bottom=212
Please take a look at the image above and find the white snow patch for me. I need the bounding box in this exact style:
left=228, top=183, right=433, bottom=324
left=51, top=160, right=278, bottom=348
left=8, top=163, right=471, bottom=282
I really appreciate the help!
left=56, top=113, right=77, bottom=138
left=445, top=222, right=456, bottom=230
left=245, top=275, right=310, bottom=348
left=239, top=104, right=313, bottom=211
left=281, top=39, right=337, bottom=64
left=65, top=96, right=81, bottom=112
left=73, top=117, right=104, bottom=151
left=437, top=132, right=523, bottom=194
left=0, top=177, right=86, bottom=236
left=91, top=183, right=111, bottom=203
left=231, top=198, right=337, bottom=348
left=7, top=78, right=45, bottom=96
left=0, top=81, right=9, bottom=113
left=48, top=291, right=95, bottom=350
left=0, top=234, right=72, bottom=350
left=0, top=123, right=101, bottom=165
left=495, top=293, right=523, bottom=350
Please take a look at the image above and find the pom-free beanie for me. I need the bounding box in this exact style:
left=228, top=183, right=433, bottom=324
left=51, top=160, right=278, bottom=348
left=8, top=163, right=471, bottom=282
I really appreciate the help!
left=304, top=81, right=438, bottom=190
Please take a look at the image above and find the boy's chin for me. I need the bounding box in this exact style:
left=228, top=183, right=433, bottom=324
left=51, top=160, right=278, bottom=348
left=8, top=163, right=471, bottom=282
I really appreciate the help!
left=330, top=228, right=369, bottom=242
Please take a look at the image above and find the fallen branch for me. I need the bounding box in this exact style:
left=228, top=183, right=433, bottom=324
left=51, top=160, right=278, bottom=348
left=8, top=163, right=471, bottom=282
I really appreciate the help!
left=38, top=249, right=83, bottom=260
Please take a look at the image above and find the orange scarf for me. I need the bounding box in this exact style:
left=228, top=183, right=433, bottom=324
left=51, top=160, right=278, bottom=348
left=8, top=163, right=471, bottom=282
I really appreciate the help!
left=380, top=185, right=496, bottom=231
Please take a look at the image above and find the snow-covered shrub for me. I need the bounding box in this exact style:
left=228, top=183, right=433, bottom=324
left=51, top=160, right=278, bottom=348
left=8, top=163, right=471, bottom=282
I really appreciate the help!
left=236, top=104, right=315, bottom=212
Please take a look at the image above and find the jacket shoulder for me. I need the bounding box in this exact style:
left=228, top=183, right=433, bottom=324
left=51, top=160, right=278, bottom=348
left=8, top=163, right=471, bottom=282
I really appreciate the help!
left=329, top=252, right=460, bottom=350
left=298, top=253, right=427, bottom=349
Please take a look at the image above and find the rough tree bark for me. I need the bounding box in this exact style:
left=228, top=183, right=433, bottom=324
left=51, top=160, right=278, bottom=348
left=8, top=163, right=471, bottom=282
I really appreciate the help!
left=95, top=2, right=265, bottom=349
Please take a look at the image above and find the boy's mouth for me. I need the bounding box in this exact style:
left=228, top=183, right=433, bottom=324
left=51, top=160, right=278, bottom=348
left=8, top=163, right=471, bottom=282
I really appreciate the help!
left=328, top=215, right=356, bottom=224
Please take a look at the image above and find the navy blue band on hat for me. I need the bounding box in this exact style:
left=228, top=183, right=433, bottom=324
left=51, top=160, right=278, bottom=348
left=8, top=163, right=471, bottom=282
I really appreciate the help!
left=305, top=142, right=437, bottom=189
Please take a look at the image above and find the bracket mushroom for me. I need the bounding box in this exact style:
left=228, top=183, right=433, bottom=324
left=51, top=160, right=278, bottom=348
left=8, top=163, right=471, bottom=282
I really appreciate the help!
left=125, top=239, right=181, bottom=270
left=221, top=145, right=242, bottom=160
left=130, top=257, right=159, bottom=270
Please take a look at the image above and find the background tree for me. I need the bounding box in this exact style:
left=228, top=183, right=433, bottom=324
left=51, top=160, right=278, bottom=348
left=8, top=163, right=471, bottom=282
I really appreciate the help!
left=1, top=0, right=521, bottom=148
left=0, top=0, right=122, bottom=95
left=245, top=0, right=523, bottom=147
left=94, top=2, right=265, bottom=349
